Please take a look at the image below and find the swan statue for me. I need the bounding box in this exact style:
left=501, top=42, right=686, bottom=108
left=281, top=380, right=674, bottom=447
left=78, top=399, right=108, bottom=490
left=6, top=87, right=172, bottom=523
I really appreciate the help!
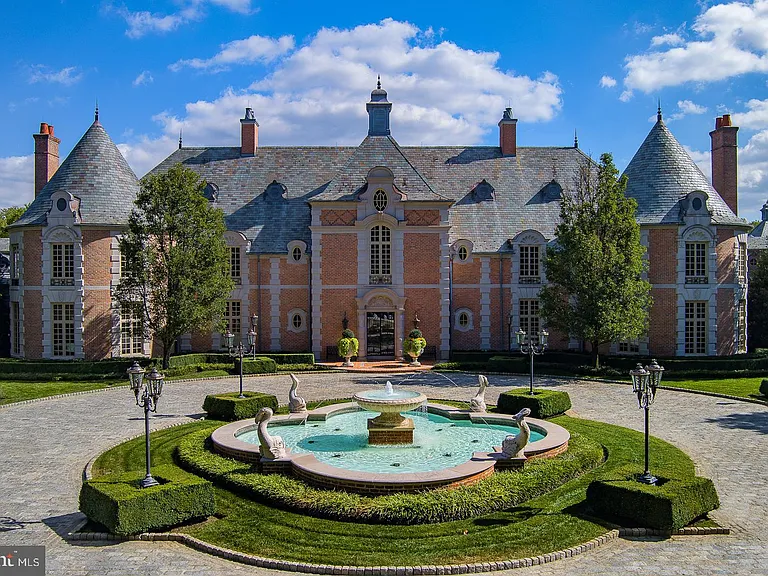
left=501, top=407, right=532, bottom=459
left=288, top=373, right=307, bottom=413
left=255, top=407, right=286, bottom=459
left=470, top=375, right=488, bottom=413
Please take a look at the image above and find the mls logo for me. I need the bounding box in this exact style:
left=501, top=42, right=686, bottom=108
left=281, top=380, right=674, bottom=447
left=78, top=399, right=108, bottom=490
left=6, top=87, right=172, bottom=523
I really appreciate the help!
left=0, top=547, right=45, bottom=575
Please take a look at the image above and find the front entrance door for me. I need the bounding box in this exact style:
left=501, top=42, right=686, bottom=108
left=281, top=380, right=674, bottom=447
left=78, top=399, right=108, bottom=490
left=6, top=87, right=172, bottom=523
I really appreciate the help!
left=367, top=312, right=395, bottom=358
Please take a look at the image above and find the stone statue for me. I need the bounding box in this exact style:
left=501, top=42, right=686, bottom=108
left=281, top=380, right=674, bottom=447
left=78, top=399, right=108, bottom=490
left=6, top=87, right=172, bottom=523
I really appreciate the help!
left=288, top=373, right=307, bottom=413
left=470, top=375, right=488, bottom=413
left=255, top=407, right=286, bottom=459
left=501, top=408, right=532, bottom=459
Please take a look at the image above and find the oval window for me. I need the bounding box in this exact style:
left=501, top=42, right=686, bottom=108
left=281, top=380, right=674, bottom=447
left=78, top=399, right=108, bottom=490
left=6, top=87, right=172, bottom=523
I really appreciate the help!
left=458, top=245, right=468, bottom=261
left=373, top=189, right=388, bottom=212
left=292, top=246, right=302, bottom=262
left=56, top=198, right=68, bottom=212
left=692, top=197, right=703, bottom=211
left=292, top=313, right=303, bottom=329
left=458, top=312, right=469, bottom=328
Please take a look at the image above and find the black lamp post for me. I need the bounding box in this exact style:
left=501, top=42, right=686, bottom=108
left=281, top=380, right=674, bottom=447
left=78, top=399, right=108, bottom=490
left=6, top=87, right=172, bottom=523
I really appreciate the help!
left=224, top=330, right=252, bottom=398
left=629, top=359, right=665, bottom=485
left=127, top=361, right=165, bottom=489
left=516, top=328, right=549, bottom=395
left=250, top=314, right=259, bottom=360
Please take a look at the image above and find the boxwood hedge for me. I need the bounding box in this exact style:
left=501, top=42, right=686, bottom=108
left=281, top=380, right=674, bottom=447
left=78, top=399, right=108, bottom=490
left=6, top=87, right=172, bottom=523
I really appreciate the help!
left=760, top=379, right=768, bottom=398
left=497, top=388, right=572, bottom=419
left=176, top=429, right=603, bottom=524
left=202, top=391, right=278, bottom=421
left=79, top=465, right=215, bottom=535
left=586, top=465, right=719, bottom=530
left=233, top=357, right=277, bottom=375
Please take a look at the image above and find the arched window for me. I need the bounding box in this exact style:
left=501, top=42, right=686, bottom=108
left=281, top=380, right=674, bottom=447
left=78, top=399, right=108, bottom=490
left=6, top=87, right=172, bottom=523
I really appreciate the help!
left=292, top=246, right=302, bottom=262
left=458, top=245, right=468, bottom=261
left=370, top=225, right=391, bottom=276
left=292, top=313, right=303, bottom=329
left=455, top=308, right=473, bottom=332
left=373, top=189, right=388, bottom=212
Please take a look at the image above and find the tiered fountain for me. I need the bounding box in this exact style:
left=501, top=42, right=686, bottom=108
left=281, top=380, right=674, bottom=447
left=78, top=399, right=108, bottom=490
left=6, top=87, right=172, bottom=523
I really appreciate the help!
left=353, top=382, right=428, bottom=444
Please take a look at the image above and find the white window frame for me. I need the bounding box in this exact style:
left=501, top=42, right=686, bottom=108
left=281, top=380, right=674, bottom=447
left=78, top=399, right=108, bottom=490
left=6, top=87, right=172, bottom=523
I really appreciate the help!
left=52, top=243, right=75, bottom=286
left=287, top=308, right=307, bottom=333
left=120, top=305, right=144, bottom=356
left=519, top=298, right=540, bottom=338
left=519, top=245, right=540, bottom=282
left=11, top=301, right=20, bottom=355
left=370, top=225, right=391, bottom=276
left=738, top=300, right=747, bottom=353
left=454, top=308, right=474, bottom=332
left=373, top=189, right=388, bottom=212
left=10, top=244, right=19, bottom=282
left=738, top=242, right=747, bottom=283
left=230, top=246, right=242, bottom=285
left=52, top=302, right=75, bottom=357
left=222, top=300, right=242, bottom=347
left=684, top=301, right=707, bottom=355
left=685, top=242, right=707, bottom=283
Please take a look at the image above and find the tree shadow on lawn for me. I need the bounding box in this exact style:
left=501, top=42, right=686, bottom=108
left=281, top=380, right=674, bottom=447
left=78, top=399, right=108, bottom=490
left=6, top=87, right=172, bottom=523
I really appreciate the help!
left=471, top=501, right=615, bottom=529
left=704, top=410, right=768, bottom=435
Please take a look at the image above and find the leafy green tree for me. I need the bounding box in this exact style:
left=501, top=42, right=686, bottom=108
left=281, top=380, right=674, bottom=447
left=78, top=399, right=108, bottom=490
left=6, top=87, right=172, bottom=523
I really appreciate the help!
left=0, top=204, right=29, bottom=237
left=748, top=250, right=768, bottom=350
left=114, top=164, right=234, bottom=368
left=539, top=153, right=652, bottom=368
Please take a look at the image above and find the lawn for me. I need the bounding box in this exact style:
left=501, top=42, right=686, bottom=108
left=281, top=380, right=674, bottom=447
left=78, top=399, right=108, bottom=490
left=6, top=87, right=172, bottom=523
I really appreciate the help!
left=660, top=377, right=765, bottom=401
left=89, top=413, right=702, bottom=566
left=0, top=379, right=125, bottom=405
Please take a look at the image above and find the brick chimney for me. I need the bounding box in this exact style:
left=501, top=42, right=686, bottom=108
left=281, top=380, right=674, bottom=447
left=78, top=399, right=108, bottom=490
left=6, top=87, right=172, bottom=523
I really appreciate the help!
left=33, top=122, right=60, bottom=197
left=240, top=107, right=259, bottom=156
left=498, top=108, right=517, bottom=157
left=710, top=114, right=739, bottom=215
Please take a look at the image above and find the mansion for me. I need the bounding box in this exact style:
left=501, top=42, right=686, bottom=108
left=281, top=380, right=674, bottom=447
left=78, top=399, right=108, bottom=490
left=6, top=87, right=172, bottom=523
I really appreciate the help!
left=8, top=83, right=749, bottom=361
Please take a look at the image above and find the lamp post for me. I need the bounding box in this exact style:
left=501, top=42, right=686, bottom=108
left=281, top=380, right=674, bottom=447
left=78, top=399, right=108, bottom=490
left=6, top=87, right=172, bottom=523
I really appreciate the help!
left=250, top=314, right=259, bottom=360
left=516, top=328, right=549, bottom=395
left=127, top=361, right=165, bottom=489
left=223, top=331, right=249, bottom=398
left=629, top=359, right=665, bottom=485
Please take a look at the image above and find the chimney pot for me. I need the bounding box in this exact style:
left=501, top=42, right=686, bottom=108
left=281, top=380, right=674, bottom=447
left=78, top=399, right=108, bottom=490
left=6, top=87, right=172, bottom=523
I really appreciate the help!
left=722, top=114, right=732, bottom=127
left=240, top=107, right=259, bottom=156
left=48, top=125, right=54, bottom=136
left=39, top=122, right=48, bottom=134
left=33, top=120, right=61, bottom=197
left=715, top=116, right=723, bottom=129
left=710, top=115, right=739, bottom=215
left=498, top=108, right=518, bottom=157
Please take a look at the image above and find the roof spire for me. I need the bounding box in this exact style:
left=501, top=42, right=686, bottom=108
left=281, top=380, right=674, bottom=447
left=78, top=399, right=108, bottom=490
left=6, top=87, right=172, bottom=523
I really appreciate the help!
left=657, top=98, right=662, bottom=122
left=94, top=99, right=99, bottom=124
left=574, top=129, right=579, bottom=149
left=377, top=74, right=381, bottom=90
left=178, top=128, right=183, bottom=149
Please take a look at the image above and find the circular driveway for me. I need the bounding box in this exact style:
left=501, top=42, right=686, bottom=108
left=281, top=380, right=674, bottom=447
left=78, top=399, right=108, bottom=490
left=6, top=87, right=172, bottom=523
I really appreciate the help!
left=0, top=372, right=765, bottom=575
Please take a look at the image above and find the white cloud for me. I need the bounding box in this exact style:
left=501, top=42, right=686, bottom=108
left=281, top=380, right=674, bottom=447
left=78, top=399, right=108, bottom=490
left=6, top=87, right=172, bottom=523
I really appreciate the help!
left=208, top=0, right=253, bottom=13
left=0, top=155, right=34, bottom=209
left=622, top=0, right=768, bottom=94
left=133, top=71, right=154, bottom=86
left=599, top=75, right=617, bottom=88
left=28, top=65, right=83, bottom=86
left=650, top=33, right=684, bottom=47
left=170, top=35, right=295, bottom=71
left=732, top=98, right=768, bottom=129
left=677, top=99, right=708, bottom=114
left=112, top=1, right=255, bottom=38
left=619, top=90, right=633, bottom=102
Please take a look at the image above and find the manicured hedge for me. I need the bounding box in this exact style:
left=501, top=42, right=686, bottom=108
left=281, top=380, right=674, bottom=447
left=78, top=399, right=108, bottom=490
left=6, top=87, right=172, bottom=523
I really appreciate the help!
left=497, top=388, right=572, bottom=419
left=0, top=359, right=133, bottom=375
left=761, top=379, right=768, bottom=398
left=167, top=353, right=232, bottom=368
left=233, top=357, right=277, bottom=375
left=176, top=429, right=603, bottom=524
left=260, top=353, right=315, bottom=365
left=202, top=391, right=278, bottom=421
left=79, top=465, right=215, bottom=535
left=586, top=466, right=719, bottom=530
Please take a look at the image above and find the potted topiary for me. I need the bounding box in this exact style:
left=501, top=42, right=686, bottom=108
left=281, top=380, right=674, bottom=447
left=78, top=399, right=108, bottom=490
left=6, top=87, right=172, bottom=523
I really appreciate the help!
left=403, top=329, right=427, bottom=366
left=337, top=329, right=359, bottom=367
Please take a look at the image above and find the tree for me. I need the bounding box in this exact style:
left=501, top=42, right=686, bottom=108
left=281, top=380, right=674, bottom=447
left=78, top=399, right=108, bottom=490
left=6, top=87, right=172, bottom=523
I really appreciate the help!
left=748, top=250, right=768, bottom=350
left=0, top=204, right=29, bottom=237
left=539, top=153, right=652, bottom=368
left=115, top=164, right=234, bottom=369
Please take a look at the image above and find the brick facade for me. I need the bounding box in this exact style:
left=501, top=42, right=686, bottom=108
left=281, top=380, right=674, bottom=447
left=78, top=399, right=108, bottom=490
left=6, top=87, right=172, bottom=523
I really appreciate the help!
left=647, top=227, right=677, bottom=284
left=649, top=288, right=676, bottom=356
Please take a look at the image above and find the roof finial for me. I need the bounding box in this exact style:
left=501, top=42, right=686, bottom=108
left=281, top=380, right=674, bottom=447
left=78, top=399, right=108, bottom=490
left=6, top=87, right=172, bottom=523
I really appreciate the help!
left=95, top=99, right=99, bottom=124
left=178, top=128, right=183, bottom=149
left=574, top=129, right=579, bottom=149
left=657, top=98, right=662, bottom=122
left=377, top=75, right=381, bottom=90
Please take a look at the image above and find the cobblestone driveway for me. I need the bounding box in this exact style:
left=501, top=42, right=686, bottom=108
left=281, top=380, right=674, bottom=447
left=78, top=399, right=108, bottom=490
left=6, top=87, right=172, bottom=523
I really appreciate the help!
left=0, top=372, right=765, bottom=575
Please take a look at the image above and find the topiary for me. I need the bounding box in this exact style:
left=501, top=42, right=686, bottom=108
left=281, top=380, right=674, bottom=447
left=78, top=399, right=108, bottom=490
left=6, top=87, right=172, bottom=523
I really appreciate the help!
left=337, top=330, right=359, bottom=358
left=342, top=329, right=355, bottom=339
left=403, top=330, right=427, bottom=359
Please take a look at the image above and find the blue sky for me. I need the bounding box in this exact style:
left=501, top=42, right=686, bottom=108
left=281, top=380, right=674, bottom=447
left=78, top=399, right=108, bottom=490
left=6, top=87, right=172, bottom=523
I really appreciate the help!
left=2, top=0, right=767, bottom=221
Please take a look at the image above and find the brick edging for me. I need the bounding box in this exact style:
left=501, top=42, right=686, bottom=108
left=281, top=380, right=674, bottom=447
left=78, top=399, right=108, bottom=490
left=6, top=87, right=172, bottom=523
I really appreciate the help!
left=63, top=524, right=729, bottom=573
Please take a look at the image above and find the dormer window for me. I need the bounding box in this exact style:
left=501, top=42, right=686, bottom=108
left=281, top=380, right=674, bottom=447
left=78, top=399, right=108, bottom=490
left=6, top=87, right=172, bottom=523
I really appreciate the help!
left=692, top=197, right=703, bottom=211
left=471, top=179, right=495, bottom=202
left=292, top=246, right=302, bottom=262
left=458, top=245, right=468, bottom=261
left=373, top=189, right=388, bottom=212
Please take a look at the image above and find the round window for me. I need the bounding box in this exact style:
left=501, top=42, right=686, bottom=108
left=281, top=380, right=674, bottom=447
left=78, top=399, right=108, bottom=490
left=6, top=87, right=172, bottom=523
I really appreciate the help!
left=458, top=245, right=468, bottom=261
left=373, top=189, right=387, bottom=212
left=692, top=197, right=703, bottom=211
left=292, top=246, right=302, bottom=261
left=56, top=198, right=68, bottom=212
left=458, top=312, right=469, bottom=328
left=292, top=314, right=303, bottom=329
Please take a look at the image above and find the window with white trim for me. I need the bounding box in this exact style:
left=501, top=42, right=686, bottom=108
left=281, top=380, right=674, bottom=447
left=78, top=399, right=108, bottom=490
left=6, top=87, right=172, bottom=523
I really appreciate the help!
left=222, top=300, right=242, bottom=347
left=52, top=243, right=74, bottom=286
left=373, top=189, right=388, bottom=212
left=52, top=303, right=75, bottom=357
left=685, top=242, right=707, bottom=283
left=618, top=340, right=640, bottom=354
left=287, top=309, right=307, bottom=332
left=519, top=245, right=540, bottom=282
left=738, top=243, right=747, bottom=283
left=457, top=245, right=468, bottom=261
left=519, top=299, right=540, bottom=337
left=10, top=244, right=19, bottom=283
left=738, top=300, right=747, bottom=353
left=120, top=305, right=144, bottom=356
left=684, top=301, right=707, bottom=354
left=454, top=308, right=473, bottom=332
left=292, top=246, right=302, bottom=262
left=230, top=247, right=241, bottom=284
left=11, top=301, right=20, bottom=355
left=370, top=225, right=391, bottom=277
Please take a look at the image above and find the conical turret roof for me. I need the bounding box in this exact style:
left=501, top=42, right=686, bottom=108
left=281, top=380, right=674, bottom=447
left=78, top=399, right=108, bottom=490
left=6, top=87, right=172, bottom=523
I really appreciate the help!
left=623, top=118, right=746, bottom=226
left=13, top=120, right=139, bottom=227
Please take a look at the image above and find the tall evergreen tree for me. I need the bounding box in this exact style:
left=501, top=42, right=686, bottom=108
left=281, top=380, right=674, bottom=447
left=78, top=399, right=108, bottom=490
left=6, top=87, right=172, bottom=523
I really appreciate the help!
left=748, top=250, right=768, bottom=350
left=0, top=204, right=29, bottom=237
left=114, top=164, right=234, bottom=368
left=539, top=153, right=652, bottom=368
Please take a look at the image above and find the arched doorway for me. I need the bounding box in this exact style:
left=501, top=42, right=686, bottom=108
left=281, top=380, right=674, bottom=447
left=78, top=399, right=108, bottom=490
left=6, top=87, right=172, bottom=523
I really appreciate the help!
left=356, top=289, right=406, bottom=361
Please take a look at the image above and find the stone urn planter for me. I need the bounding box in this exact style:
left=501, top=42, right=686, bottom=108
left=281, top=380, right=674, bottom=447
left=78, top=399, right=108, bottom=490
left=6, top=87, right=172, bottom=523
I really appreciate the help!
left=403, top=329, right=426, bottom=366
left=337, top=329, right=359, bottom=367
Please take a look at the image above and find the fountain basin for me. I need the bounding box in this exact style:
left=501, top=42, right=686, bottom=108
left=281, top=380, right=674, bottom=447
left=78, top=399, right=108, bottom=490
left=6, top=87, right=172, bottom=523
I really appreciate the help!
left=353, top=389, right=428, bottom=444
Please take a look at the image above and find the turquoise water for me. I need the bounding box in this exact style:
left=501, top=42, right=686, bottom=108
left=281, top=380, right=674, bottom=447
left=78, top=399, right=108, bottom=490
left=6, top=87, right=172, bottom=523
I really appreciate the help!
left=355, top=389, right=423, bottom=400
left=237, top=411, right=545, bottom=474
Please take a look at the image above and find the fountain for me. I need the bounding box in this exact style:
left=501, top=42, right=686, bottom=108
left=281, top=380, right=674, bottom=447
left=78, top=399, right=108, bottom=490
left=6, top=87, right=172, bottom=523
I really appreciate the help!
left=353, top=381, right=428, bottom=444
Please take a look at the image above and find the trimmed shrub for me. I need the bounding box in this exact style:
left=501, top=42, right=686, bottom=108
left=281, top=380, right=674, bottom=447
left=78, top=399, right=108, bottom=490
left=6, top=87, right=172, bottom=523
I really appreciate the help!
left=587, top=466, right=720, bottom=530
left=259, top=353, right=315, bottom=366
left=0, top=359, right=133, bottom=376
left=79, top=465, right=214, bottom=535
left=337, top=334, right=359, bottom=358
left=403, top=331, right=427, bottom=359
left=233, top=357, right=277, bottom=375
left=203, top=391, right=278, bottom=421
left=497, top=388, right=572, bottom=419
left=176, top=429, right=603, bottom=525
left=167, top=353, right=232, bottom=368
left=487, top=356, right=528, bottom=373
left=761, top=379, right=768, bottom=398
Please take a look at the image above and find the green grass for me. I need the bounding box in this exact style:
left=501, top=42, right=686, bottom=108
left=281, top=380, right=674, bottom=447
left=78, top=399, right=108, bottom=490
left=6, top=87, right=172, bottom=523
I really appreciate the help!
left=659, top=377, right=766, bottom=401
left=0, top=379, right=125, bottom=405
left=89, top=412, right=702, bottom=566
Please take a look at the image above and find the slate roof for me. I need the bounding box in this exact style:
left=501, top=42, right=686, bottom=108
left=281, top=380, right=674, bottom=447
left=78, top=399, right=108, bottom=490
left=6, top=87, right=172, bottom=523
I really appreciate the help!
left=623, top=118, right=747, bottom=227
left=12, top=121, right=139, bottom=228
left=748, top=219, right=768, bottom=249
